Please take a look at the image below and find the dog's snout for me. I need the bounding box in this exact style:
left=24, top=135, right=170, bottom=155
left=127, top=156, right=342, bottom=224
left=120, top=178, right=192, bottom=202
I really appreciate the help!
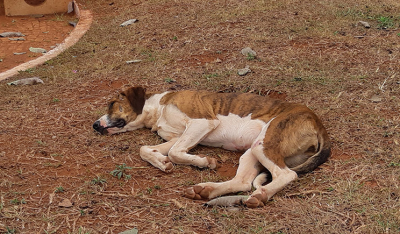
left=93, top=120, right=101, bottom=131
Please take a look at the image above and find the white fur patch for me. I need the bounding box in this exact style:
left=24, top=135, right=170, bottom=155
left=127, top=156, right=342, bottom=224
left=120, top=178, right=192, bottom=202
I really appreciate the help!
left=201, top=114, right=266, bottom=151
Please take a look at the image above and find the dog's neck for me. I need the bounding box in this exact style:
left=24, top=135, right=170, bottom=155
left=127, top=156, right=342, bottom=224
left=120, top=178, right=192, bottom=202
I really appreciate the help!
left=140, top=91, right=170, bottom=129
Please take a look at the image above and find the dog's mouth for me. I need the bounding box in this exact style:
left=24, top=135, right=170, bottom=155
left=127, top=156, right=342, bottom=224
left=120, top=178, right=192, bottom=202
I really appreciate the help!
left=93, top=118, right=126, bottom=135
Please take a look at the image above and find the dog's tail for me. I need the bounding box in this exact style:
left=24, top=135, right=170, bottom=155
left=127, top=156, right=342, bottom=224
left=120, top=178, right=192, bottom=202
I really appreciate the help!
left=287, top=132, right=331, bottom=174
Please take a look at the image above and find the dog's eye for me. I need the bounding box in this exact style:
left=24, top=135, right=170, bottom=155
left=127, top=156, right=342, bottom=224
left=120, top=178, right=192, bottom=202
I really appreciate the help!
left=108, top=101, right=116, bottom=110
left=114, top=119, right=126, bottom=128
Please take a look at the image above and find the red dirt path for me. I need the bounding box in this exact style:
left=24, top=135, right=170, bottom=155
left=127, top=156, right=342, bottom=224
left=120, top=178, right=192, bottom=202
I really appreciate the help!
left=0, top=1, right=76, bottom=73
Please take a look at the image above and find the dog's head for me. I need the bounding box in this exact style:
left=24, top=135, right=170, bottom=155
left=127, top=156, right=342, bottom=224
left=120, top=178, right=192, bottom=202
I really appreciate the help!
left=93, top=87, right=146, bottom=135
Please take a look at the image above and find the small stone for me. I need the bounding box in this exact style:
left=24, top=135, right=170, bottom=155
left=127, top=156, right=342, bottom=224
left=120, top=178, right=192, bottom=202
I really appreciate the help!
left=358, top=21, right=371, bottom=28
left=215, top=58, right=222, bottom=63
left=69, top=21, right=77, bottom=27
left=241, top=47, right=257, bottom=57
left=120, top=19, right=138, bottom=27
left=118, top=228, right=138, bottom=234
left=238, top=66, right=251, bottom=76
left=13, top=52, right=26, bottom=55
left=126, top=59, right=142, bottom=64
left=67, top=1, right=74, bottom=14
left=370, top=95, right=382, bottom=103
left=0, top=59, right=2, bottom=62
left=8, top=37, right=25, bottom=41
left=58, top=198, right=73, bottom=208
left=0, top=32, right=25, bottom=37
left=29, top=47, right=47, bottom=53
left=7, top=77, right=44, bottom=86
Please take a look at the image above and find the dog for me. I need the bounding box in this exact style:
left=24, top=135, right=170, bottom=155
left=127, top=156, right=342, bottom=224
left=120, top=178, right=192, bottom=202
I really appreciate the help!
left=93, top=86, right=331, bottom=208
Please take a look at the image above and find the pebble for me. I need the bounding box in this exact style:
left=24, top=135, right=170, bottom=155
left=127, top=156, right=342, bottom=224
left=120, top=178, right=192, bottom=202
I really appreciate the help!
left=370, top=95, right=382, bottom=103
left=0, top=32, right=25, bottom=37
left=241, top=47, right=257, bottom=57
left=120, top=19, right=138, bottom=27
left=69, top=21, right=77, bottom=27
left=29, top=47, right=47, bottom=53
left=58, top=198, right=73, bottom=208
left=67, top=1, right=74, bottom=14
left=7, top=77, right=44, bottom=86
left=359, top=21, right=371, bottom=28
left=118, top=228, right=138, bottom=234
left=238, top=65, right=251, bottom=76
left=8, top=37, right=25, bottom=41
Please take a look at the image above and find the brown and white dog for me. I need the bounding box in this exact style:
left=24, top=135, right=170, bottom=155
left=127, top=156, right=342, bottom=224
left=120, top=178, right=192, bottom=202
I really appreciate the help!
left=93, top=86, right=331, bottom=208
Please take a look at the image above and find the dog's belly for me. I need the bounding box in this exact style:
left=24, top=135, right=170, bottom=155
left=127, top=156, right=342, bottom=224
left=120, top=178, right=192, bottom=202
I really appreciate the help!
left=201, top=114, right=266, bottom=151
left=155, top=105, right=266, bottom=151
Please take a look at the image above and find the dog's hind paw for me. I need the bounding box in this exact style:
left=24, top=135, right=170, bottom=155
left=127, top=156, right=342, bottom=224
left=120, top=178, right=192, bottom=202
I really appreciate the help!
left=184, top=185, right=214, bottom=200
left=244, top=192, right=268, bottom=208
left=244, top=196, right=264, bottom=208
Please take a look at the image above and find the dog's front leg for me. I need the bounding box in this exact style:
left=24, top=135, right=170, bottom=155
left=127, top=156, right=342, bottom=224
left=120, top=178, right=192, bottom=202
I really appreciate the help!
left=168, top=118, right=220, bottom=169
left=140, top=138, right=178, bottom=172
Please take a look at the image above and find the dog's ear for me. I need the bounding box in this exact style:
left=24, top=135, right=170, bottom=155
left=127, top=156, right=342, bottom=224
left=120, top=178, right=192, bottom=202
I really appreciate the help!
left=121, top=87, right=146, bottom=114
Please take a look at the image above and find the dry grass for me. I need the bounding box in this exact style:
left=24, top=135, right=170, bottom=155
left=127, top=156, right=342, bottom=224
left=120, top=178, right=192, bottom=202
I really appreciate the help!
left=1, top=0, right=400, bottom=233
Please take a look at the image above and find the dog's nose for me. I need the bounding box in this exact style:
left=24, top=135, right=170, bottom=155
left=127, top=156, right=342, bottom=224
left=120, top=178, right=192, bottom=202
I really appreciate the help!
left=93, top=120, right=101, bottom=131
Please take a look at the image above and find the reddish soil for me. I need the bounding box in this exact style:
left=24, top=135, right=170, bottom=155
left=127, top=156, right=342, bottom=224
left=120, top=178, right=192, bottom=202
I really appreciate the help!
left=1, top=0, right=399, bottom=233
left=0, top=1, right=76, bottom=72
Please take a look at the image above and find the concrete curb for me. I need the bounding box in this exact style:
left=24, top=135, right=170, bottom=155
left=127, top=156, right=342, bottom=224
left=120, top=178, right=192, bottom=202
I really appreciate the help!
left=0, top=2, right=93, bottom=82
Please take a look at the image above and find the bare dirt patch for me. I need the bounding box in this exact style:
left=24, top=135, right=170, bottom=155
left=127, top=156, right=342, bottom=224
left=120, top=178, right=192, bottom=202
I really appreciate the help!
left=0, top=0, right=400, bottom=233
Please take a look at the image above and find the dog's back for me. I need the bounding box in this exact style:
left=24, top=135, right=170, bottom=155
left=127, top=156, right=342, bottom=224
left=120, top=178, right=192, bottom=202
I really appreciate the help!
left=161, top=90, right=331, bottom=173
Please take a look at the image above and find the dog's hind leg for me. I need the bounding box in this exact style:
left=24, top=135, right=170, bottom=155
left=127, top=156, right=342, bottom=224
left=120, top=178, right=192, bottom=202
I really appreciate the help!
left=140, top=138, right=178, bottom=172
left=245, top=151, right=297, bottom=208
left=184, top=148, right=262, bottom=200
left=168, top=119, right=220, bottom=169
left=243, top=123, right=298, bottom=208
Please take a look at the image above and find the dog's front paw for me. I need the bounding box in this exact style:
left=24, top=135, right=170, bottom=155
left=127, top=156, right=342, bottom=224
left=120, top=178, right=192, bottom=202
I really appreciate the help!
left=161, top=157, right=174, bottom=173
left=197, top=154, right=218, bottom=169
left=208, top=157, right=218, bottom=169
left=184, top=185, right=214, bottom=200
left=163, top=161, right=174, bottom=173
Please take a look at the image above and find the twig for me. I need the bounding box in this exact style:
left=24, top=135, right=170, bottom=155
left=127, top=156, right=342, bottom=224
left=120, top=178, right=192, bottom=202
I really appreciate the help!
left=96, top=192, right=130, bottom=197
left=286, top=190, right=330, bottom=197
left=378, top=73, right=397, bottom=93
left=378, top=77, right=388, bottom=92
